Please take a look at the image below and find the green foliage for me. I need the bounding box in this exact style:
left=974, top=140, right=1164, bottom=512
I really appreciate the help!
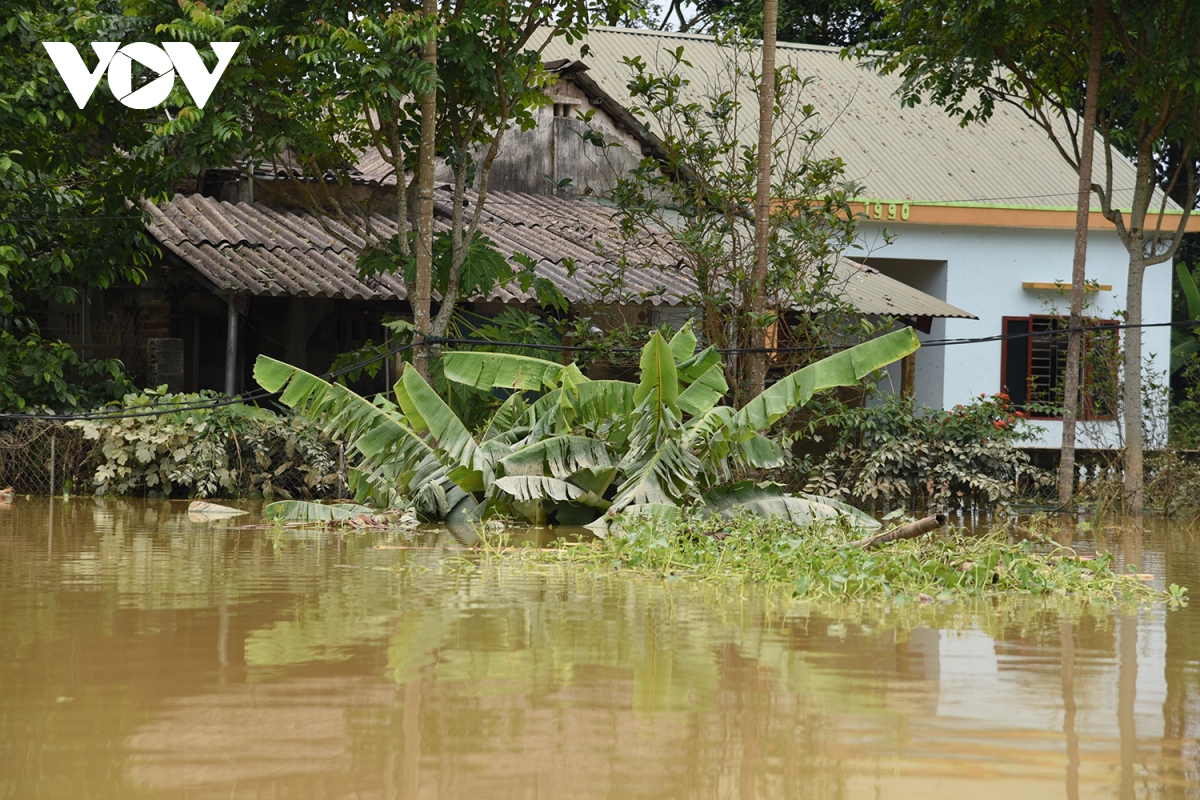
left=263, top=501, right=374, bottom=522
left=604, top=32, right=881, bottom=403
left=1172, top=262, right=1200, bottom=375
left=154, top=0, right=634, bottom=342
left=0, top=330, right=133, bottom=412
left=0, top=1, right=169, bottom=315
left=675, top=0, right=880, bottom=47
left=805, top=392, right=1051, bottom=512
left=256, top=323, right=919, bottom=527
left=498, top=514, right=1181, bottom=606
left=70, top=390, right=342, bottom=498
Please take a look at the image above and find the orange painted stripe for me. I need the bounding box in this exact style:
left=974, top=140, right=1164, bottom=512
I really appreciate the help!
left=848, top=202, right=1200, bottom=232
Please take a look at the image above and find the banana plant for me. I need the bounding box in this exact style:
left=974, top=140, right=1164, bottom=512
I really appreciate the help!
left=1173, top=262, right=1200, bottom=374
left=254, top=323, right=920, bottom=530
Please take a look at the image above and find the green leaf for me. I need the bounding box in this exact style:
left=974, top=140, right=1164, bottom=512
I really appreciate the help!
left=394, top=366, right=483, bottom=493
left=733, top=328, right=919, bottom=431
left=443, top=351, right=583, bottom=391
left=633, top=331, right=679, bottom=412
left=611, top=437, right=698, bottom=510
left=253, top=356, right=430, bottom=496
left=702, top=481, right=879, bottom=530
left=480, top=392, right=527, bottom=441
left=493, top=475, right=611, bottom=508
left=1178, top=262, right=1200, bottom=320
left=264, top=501, right=374, bottom=521
left=676, top=362, right=728, bottom=417
left=668, top=320, right=697, bottom=363
left=501, top=435, right=615, bottom=479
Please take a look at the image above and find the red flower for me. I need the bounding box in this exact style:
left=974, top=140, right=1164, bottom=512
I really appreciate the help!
left=1014, top=411, right=1025, bottom=418
left=994, top=420, right=1007, bottom=429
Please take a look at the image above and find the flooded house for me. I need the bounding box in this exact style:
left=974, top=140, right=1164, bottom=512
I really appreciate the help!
left=537, top=28, right=1199, bottom=449
left=52, top=27, right=1197, bottom=453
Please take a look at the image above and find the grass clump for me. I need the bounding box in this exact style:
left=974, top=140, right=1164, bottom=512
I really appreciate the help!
left=493, top=515, right=1186, bottom=608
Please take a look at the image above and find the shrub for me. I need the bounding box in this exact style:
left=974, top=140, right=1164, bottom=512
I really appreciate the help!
left=70, top=390, right=344, bottom=498
left=0, top=330, right=133, bottom=412
left=803, top=392, right=1051, bottom=512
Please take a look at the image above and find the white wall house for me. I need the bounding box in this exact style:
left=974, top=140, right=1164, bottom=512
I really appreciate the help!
left=541, top=28, right=1197, bottom=449
left=853, top=224, right=1172, bottom=448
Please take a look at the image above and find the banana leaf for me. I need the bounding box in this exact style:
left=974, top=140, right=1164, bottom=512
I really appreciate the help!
left=493, top=476, right=612, bottom=523
left=480, top=393, right=527, bottom=441
left=1172, top=262, right=1200, bottom=370
left=443, top=351, right=586, bottom=391
left=668, top=322, right=697, bottom=363
left=394, top=365, right=484, bottom=493
left=264, top=501, right=374, bottom=522
left=633, top=332, right=680, bottom=413
left=676, top=361, right=729, bottom=418
left=733, top=327, right=920, bottom=432
left=612, top=435, right=699, bottom=510
left=254, top=356, right=432, bottom=495
left=501, top=435, right=615, bottom=479
left=702, top=481, right=879, bottom=530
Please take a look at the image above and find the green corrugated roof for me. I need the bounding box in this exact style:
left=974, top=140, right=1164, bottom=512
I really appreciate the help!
left=544, top=28, right=1169, bottom=214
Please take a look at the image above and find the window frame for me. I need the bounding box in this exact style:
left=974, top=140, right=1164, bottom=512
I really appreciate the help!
left=1000, top=314, right=1119, bottom=421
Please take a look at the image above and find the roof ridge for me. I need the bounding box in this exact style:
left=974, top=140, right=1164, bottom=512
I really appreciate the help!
left=587, top=25, right=846, bottom=56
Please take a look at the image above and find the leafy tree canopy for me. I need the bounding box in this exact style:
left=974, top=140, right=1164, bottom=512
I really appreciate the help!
left=0, top=0, right=174, bottom=317
left=660, top=0, right=880, bottom=47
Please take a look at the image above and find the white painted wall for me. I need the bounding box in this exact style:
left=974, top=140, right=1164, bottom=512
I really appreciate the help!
left=849, top=223, right=1173, bottom=449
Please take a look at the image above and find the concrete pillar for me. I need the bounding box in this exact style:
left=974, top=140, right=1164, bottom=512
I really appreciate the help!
left=225, top=296, right=238, bottom=396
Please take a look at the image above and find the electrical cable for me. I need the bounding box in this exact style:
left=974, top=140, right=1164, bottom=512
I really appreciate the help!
left=416, top=318, right=1200, bottom=356
left=3, top=317, right=1196, bottom=422
left=0, top=341, right=416, bottom=422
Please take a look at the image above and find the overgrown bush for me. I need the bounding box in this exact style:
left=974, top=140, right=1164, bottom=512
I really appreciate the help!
left=69, top=390, right=344, bottom=498
left=0, top=330, right=134, bottom=412
left=803, top=392, right=1051, bottom=512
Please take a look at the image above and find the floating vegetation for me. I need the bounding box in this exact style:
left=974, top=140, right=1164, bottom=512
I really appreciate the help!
left=481, top=515, right=1187, bottom=609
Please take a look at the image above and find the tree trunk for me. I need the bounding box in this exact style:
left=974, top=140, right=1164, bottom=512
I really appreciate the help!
left=1057, top=0, right=1105, bottom=512
left=746, top=0, right=778, bottom=400
left=412, top=0, right=439, bottom=382
left=1123, top=247, right=1147, bottom=514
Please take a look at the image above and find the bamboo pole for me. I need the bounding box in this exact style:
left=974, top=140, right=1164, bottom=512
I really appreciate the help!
left=854, top=513, right=946, bottom=550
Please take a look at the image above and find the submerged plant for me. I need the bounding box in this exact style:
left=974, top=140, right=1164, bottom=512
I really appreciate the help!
left=254, top=324, right=920, bottom=529
left=70, top=389, right=341, bottom=498
left=495, top=514, right=1185, bottom=607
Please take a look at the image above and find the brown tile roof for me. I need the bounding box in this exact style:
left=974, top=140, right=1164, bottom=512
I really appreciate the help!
left=145, top=191, right=691, bottom=305
left=144, top=191, right=974, bottom=319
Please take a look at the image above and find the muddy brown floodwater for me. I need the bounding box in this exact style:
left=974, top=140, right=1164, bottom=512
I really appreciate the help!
left=1, top=499, right=1198, bottom=799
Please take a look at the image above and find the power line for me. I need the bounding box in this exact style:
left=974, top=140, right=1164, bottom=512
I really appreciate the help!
left=0, top=341, right=416, bottom=422
left=3, top=318, right=1194, bottom=421
left=417, top=318, right=1199, bottom=356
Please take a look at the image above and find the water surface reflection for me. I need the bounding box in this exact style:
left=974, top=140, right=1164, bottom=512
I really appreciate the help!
left=1, top=498, right=1198, bottom=798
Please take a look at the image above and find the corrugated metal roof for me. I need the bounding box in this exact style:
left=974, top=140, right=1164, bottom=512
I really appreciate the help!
left=145, top=191, right=974, bottom=319
left=350, top=148, right=398, bottom=186
left=542, top=28, right=1158, bottom=212
left=144, top=192, right=692, bottom=305
left=833, top=260, right=973, bottom=318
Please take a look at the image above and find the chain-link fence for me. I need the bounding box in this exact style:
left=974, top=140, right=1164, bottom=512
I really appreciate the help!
left=0, top=418, right=349, bottom=500
left=0, top=421, right=94, bottom=495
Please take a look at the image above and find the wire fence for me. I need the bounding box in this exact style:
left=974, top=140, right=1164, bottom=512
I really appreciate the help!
left=0, top=421, right=93, bottom=495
